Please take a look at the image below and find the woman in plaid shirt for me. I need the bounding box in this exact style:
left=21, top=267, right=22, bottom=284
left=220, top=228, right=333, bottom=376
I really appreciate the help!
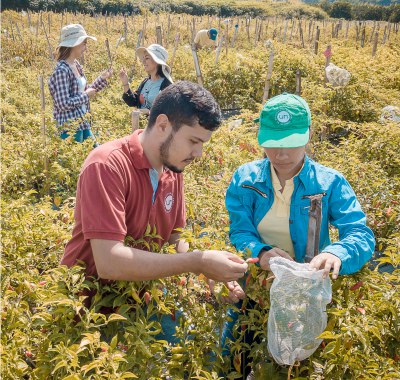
left=49, top=24, right=112, bottom=144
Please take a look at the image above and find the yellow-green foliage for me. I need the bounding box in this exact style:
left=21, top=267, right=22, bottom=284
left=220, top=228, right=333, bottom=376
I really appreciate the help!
left=1, top=10, right=399, bottom=380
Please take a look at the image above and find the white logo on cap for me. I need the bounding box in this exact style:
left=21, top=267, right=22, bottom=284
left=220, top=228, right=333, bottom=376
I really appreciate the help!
left=164, top=193, right=174, bottom=213
left=276, top=110, right=291, bottom=124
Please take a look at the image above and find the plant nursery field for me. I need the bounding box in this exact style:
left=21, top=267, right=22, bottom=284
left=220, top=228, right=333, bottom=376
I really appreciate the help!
left=1, top=9, right=400, bottom=380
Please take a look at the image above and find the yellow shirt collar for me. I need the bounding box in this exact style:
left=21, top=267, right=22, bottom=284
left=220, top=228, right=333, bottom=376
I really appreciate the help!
left=270, top=160, right=305, bottom=192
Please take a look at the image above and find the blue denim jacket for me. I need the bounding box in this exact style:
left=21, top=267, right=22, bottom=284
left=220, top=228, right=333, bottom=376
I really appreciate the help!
left=225, top=156, right=375, bottom=275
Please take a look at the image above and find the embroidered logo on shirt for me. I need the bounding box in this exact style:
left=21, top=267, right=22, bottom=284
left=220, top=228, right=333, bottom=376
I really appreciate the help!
left=164, top=193, right=174, bottom=213
left=276, top=109, right=291, bottom=124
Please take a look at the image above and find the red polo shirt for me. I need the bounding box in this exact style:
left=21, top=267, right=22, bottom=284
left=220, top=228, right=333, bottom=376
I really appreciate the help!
left=61, top=130, right=186, bottom=277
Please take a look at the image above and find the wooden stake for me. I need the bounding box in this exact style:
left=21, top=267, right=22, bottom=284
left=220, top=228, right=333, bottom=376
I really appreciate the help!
left=231, top=23, right=238, bottom=47
left=142, top=15, right=147, bottom=45
left=225, top=21, right=229, bottom=55
left=27, top=10, right=32, bottom=29
left=314, top=26, right=320, bottom=55
left=295, top=69, right=301, bottom=95
left=135, top=30, right=143, bottom=59
left=166, top=14, right=171, bottom=48
left=246, top=18, right=250, bottom=42
left=215, top=35, right=224, bottom=64
left=10, top=22, right=15, bottom=41
left=372, top=31, right=379, bottom=57
left=290, top=18, right=294, bottom=41
left=298, top=19, right=305, bottom=48
left=15, top=22, right=23, bottom=41
left=191, top=44, right=204, bottom=87
left=361, top=26, right=366, bottom=48
left=124, top=15, right=128, bottom=46
left=258, top=18, right=263, bottom=42
left=156, top=25, right=163, bottom=45
left=262, top=49, right=274, bottom=103
left=60, top=12, right=64, bottom=34
left=283, top=19, right=288, bottom=43
left=169, top=33, right=180, bottom=71
left=38, top=75, right=49, bottom=172
left=131, top=110, right=140, bottom=132
left=370, top=21, right=376, bottom=43
left=42, top=20, right=54, bottom=62
left=192, top=17, right=196, bottom=42
left=382, top=26, right=387, bottom=44
left=105, top=38, right=112, bottom=68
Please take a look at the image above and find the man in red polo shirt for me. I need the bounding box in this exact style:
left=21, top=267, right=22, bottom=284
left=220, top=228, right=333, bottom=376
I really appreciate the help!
left=61, top=81, right=248, bottom=286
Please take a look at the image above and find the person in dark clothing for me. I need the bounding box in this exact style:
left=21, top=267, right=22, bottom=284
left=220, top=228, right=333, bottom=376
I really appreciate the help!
left=119, top=44, right=173, bottom=116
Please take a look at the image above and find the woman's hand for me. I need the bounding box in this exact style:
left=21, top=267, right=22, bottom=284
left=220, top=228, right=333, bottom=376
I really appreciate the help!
left=85, top=88, right=97, bottom=98
left=224, top=281, right=246, bottom=303
left=101, top=68, right=113, bottom=80
left=309, top=252, right=341, bottom=279
left=119, top=68, right=129, bottom=85
left=208, top=279, right=245, bottom=304
left=258, top=248, right=294, bottom=271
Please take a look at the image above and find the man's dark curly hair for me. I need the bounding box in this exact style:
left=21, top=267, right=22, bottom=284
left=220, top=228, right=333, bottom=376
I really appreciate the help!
left=148, top=80, right=222, bottom=132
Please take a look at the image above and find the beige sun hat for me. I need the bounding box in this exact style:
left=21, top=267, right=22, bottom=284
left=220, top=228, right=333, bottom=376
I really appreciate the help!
left=59, top=24, right=97, bottom=47
left=136, top=44, right=174, bottom=83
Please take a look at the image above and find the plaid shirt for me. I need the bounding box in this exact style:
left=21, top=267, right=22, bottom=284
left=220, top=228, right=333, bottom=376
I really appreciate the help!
left=48, top=60, right=107, bottom=131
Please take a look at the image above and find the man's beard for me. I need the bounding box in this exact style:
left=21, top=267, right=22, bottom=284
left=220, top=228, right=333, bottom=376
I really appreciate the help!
left=159, top=132, right=183, bottom=173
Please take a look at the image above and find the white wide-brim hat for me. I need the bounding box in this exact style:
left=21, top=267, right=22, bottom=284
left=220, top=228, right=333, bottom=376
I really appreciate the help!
left=136, top=44, right=174, bottom=84
left=59, top=24, right=97, bottom=47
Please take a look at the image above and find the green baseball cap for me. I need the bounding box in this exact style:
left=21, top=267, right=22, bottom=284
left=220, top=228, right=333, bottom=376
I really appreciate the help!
left=256, top=93, right=311, bottom=148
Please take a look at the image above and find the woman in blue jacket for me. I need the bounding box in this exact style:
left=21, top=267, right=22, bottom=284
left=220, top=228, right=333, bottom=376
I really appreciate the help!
left=222, top=93, right=375, bottom=374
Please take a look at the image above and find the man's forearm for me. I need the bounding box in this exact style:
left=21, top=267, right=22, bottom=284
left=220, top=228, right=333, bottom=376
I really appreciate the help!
left=91, top=240, right=200, bottom=281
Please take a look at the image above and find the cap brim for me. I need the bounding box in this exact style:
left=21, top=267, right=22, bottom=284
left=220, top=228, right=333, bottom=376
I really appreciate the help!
left=258, top=128, right=309, bottom=148
left=59, top=35, right=96, bottom=47
left=210, top=35, right=217, bottom=40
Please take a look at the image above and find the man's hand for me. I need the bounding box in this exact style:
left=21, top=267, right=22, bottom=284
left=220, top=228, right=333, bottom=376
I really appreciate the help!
left=208, top=279, right=245, bottom=304
left=309, top=252, right=341, bottom=279
left=198, top=251, right=248, bottom=282
left=258, top=247, right=294, bottom=271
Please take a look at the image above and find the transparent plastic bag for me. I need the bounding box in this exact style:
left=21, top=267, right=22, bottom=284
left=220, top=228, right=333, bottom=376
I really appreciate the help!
left=325, top=63, right=351, bottom=87
left=267, top=257, right=332, bottom=366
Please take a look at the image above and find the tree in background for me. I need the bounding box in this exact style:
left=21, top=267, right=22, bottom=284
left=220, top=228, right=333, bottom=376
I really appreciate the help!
left=330, top=1, right=353, bottom=19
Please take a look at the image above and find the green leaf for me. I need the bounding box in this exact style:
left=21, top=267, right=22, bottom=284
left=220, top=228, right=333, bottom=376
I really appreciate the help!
left=108, top=313, right=127, bottom=323
left=110, top=334, right=118, bottom=350
left=318, top=331, right=338, bottom=340
left=120, top=373, right=138, bottom=379
left=63, top=375, right=82, bottom=380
